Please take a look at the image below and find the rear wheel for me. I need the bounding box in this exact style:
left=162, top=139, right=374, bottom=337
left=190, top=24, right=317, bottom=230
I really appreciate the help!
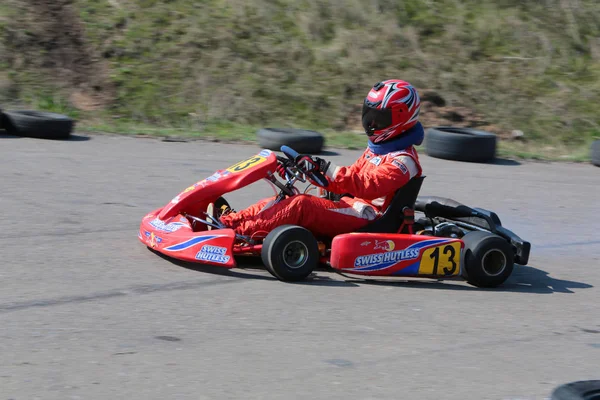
left=461, top=231, right=514, bottom=288
left=261, top=225, right=319, bottom=281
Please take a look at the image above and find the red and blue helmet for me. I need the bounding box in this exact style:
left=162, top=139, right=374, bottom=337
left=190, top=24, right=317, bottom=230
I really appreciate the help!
left=362, top=79, right=421, bottom=143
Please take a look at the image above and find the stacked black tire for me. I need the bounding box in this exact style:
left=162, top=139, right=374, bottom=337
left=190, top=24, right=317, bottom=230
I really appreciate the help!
left=0, top=109, right=74, bottom=140
left=256, top=128, right=324, bottom=154
left=424, top=126, right=497, bottom=163
left=425, top=126, right=600, bottom=168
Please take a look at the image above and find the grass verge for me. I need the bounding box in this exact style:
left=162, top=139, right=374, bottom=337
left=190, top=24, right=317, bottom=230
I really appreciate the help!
left=78, top=118, right=596, bottom=162
left=3, top=0, right=600, bottom=156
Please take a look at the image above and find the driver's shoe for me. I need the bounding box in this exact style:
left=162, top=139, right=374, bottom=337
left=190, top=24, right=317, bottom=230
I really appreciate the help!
left=206, top=202, right=235, bottom=230
left=218, top=204, right=235, bottom=217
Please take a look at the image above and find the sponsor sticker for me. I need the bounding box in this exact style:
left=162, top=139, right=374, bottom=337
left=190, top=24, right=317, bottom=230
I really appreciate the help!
left=206, top=172, right=223, bottom=182
left=354, top=248, right=420, bottom=268
left=370, top=157, right=382, bottom=166
left=392, top=159, right=408, bottom=174
left=373, top=240, right=395, bottom=252
left=182, top=184, right=197, bottom=193
left=195, top=245, right=230, bottom=264
left=171, top=171, right=232, bottom=204
left=145, top=231, right=163, bottom=248
left=149, top=218, right=186, bottom=232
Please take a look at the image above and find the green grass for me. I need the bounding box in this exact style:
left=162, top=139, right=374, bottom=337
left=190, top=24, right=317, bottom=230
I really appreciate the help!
left=1, top=0, right=600, bottom=160
left=497, top=138, right=596, bottom=162
left=79, top=116, right=369, bottom=148
left=81, top=118, right=261, bottom=143
left=78, top=118, right=595, bottom=162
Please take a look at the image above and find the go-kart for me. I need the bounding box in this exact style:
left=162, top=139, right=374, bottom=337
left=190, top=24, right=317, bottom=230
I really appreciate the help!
left=139, top=146, right=530, bottom=287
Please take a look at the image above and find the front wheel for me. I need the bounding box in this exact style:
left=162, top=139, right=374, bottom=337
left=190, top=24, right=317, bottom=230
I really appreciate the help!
left=261, top=225, right=319, bottom=282
left=461, top=231, right=514, bottom=288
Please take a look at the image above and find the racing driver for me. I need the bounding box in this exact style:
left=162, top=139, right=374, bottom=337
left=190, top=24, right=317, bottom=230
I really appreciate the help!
left=214, top=79, right=425, bottom=238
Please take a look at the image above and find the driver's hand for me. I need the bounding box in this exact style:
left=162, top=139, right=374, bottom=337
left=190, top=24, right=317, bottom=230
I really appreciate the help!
left=297, top=155, right=330, bottom=175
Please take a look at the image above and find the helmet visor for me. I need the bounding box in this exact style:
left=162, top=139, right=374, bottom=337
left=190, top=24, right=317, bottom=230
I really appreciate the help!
left=362, top=104, right=392, bottom=135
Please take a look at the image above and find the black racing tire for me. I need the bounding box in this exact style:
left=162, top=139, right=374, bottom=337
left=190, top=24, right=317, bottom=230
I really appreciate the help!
left=425, top=126, right=496, bottom=163
left=592, top=140, right=600, bottom=167
left=461, top=231, right=514, bottom=288
left=2, top=110, right=74, bottom=140
left=551, top=380, right=600, bottom=400
left=0, top=107, right=4, bottom=131
left=261, top=225, right=319, bottom=282
left=257, top=128, right=324, bottom=154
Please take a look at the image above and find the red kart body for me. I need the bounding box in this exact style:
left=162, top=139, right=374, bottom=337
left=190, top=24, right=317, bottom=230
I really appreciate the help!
left=330, top=234, right=462, bottom=277
left=140, top=149, right=277, bottom=268
left=139, top=148, right=465, bottom=279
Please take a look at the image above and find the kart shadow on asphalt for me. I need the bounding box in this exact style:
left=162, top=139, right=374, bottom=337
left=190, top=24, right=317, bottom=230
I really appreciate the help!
left=354, top=264, right=593, bottom=294
left=489, top=157, right=521, bottom=166
left=152, top=251, right=361, bottom=287
left=497, top=264, right=593, bottom=294
left=153, top=249, right=591, bottom=292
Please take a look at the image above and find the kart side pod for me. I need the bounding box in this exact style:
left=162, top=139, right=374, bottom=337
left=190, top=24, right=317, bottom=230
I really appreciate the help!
left=329, top=231, right=516, bottom=287
left=329, top=233, right=465, bottom=278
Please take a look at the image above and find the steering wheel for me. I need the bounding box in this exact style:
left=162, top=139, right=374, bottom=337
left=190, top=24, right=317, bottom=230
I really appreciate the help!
left=280, top=145, right=329, bottom=187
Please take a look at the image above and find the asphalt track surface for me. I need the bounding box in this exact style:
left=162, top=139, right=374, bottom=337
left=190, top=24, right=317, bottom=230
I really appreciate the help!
left=1, top=132, right=599, bottom=400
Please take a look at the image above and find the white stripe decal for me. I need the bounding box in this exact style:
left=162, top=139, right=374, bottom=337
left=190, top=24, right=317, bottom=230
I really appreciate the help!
left=395, top=156, right=419, bottom=179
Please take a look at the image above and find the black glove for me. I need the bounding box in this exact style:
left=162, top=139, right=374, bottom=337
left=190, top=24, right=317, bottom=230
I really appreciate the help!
left=297, top=155, right=330, bottom=175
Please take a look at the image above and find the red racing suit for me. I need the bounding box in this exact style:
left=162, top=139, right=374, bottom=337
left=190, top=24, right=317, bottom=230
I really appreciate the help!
left=220, top=146, right=423, bottom=238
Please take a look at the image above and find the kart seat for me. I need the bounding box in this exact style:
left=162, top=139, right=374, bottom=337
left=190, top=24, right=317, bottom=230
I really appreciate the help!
left=414, top=196, right=502, bottom=228
left=415, top=196, right=465, bottom=212
left=357, top=176, right=425, bottom=234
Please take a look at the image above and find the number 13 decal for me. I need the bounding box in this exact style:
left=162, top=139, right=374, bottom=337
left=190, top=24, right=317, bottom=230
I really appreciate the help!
left=226, top=156, right=266, bottom=173
left=419, top=242, right=461, bottom=276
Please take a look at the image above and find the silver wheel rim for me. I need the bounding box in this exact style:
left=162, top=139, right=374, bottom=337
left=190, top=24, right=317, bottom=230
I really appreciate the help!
left=481, top=249, right=507, bottom=276
left=282, top=240, right=309, bottom=269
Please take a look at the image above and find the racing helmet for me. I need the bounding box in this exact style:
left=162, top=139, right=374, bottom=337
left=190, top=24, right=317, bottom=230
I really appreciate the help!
left=362, top=79, right=421, bottom=143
